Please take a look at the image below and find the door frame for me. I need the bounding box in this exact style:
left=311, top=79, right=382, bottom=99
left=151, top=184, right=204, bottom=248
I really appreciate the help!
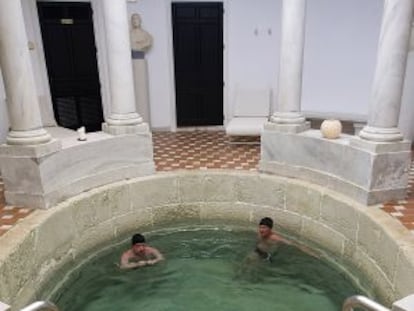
left=167, top=0, right=228, bottom=131
left=24, top=0, right=110, bottom=125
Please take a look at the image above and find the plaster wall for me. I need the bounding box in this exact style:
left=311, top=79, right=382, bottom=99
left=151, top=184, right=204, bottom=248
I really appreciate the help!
left=1, top=1, right=413, bottom=139
left=130, top=0, right=385, bottom=130
left=0, top=172, right=413, bottom=310
left=302, top=0, right=382, bottom=116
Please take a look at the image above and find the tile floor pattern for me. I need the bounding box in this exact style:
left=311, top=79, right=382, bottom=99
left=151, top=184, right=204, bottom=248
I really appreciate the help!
left=152, top=131, right=260, bottom=171
left=0, top=130, right=413, bottom=236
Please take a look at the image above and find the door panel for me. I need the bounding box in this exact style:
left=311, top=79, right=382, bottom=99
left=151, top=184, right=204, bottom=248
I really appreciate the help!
left=172, top=2, right=223, bottom=126
left=38, top=2, right=103, bottom=132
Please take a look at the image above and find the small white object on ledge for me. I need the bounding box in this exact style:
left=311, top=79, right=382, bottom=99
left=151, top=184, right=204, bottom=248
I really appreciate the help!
left=77, top=126, right=87, bottom=141
left=320, top=119, right=342, bottom=139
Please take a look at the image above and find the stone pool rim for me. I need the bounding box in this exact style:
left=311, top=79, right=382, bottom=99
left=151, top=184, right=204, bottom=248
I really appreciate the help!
left=1, top=170, right=414, bottom=309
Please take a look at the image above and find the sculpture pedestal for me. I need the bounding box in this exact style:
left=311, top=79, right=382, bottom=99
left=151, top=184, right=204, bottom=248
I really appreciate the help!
left=132, top=52, right=151, bottom=126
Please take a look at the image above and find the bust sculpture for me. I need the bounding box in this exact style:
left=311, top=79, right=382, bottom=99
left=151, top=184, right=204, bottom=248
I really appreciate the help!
left=130, top=13, right=153, bottom=52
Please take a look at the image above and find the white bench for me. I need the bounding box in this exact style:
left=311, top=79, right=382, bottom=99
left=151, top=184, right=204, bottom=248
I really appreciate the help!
left=225, top=88, right=271, bottom=137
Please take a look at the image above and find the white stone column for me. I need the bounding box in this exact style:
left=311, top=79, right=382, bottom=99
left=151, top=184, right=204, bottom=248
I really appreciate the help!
left=0, top=0, right=51, bottom=145
left=268, top=0, right=308, bottom=133
left=101, top=0, right=148, bottom=135
left=359, top=0, right=413, bottom=142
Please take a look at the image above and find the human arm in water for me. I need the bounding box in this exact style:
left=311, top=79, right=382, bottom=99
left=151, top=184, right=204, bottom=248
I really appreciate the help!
left=144, top=246, right=164, bottom=265
left=119, top=251, right=148, bottom=270
left=119, top=247, right=164, bottom=269
left=269, top=232, right=319, bottom=258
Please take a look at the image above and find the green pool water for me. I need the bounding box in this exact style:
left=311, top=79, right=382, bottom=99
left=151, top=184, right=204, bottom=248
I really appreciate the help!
left=50, top=226, right=367, bottom=311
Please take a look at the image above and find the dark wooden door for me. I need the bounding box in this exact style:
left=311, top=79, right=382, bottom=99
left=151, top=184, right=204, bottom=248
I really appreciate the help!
left=37, top=2, right=103, bottom=132
left=172, top=2, right=223, bottom=126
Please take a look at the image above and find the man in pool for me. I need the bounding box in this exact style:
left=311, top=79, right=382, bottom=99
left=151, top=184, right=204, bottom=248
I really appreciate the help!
left=255, top=217, right=318, bottom=261
left=120, top=233, right=164, bottom=269
left=255, top=217, right=291, bottom=261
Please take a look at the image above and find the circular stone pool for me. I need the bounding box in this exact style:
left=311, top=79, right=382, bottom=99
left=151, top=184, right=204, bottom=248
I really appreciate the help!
left=46, top=226, right=367, bottom=311
left=1, top=171, right=414, bottom=310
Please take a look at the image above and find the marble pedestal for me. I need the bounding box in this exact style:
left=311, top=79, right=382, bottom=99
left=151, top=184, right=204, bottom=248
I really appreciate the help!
left=133, top=58, right=151, bottom=126
left=260, top=129, right=411, bottom=205
left=0, top=130, right=155, bottom=209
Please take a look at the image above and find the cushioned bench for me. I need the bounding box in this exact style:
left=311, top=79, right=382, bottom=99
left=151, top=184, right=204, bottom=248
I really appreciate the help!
left=225, top=88, right=271, bottom=137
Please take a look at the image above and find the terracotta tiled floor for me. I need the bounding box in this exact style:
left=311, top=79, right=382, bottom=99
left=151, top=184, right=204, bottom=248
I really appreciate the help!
left=0, top=178, right=33, bottom=236
left=0, top=130, right=413, bottom=236
left=380, top=152, right=414, bottom=233
left=153, top=131, right=260, bottom=171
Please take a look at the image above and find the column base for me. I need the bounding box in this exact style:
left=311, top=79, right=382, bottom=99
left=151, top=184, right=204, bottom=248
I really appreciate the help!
left=0, top=138, right=61, bottom=158
left=6, top=128, right=52, bottom=145
left=359, top=125, right=404, bottom=142
left=105, top=112, right=143, bottom=126
left=264, top=121, right=310, bottom=133
left=102, top=122, right=149, bottom=135
left=350, top=136, right=411, bottom=153
left=270, top=112, right=306, bottom=124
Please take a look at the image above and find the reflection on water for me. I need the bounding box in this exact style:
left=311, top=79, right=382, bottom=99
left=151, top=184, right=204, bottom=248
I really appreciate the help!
left=50, top=227, right=366, bottom=311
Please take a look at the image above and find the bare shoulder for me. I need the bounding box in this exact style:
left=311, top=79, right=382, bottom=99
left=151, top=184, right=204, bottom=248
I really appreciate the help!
left=122, top=249, right=132, bottom=258
left=269, top=232, right=282, bottom=241
left=269, top=232, right=291, bottom=244
left=146, top=246, right=164, bottom=256
left=120, top=249, right=133, bottom=264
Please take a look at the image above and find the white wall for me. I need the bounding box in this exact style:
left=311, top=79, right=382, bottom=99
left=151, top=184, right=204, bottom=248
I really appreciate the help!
left=227, top=0, right=282, bottom=119
left=129, top=0, right=282, bottom=129
left=128, top=0, right=176, bottom=129
left=302, top=0, right=382, bottom=116
left=3, top=1, right=410, bottom=139
left=131, top=0, right=384, bottom=130
left=0, top=68, right=9, bottom=144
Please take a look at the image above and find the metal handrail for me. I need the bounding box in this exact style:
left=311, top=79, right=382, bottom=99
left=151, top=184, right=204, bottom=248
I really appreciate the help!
left=16, top=295, right=390, bottom=311
left=19, top=301, right=59, bottom=311
left=342, top=295, right=391, bottom=311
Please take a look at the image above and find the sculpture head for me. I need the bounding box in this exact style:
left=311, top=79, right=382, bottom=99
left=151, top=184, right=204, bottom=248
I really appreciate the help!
left=131, top=13, right=142, bottom=29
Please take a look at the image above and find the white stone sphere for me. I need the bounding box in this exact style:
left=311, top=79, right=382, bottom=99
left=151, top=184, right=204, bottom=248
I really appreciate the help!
left=320, top=119, right=342, bottom=139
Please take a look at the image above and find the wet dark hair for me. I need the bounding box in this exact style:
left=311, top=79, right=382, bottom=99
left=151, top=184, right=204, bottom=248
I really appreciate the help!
left=259, top=217, right=273, bottom=229
left=131, top=233, right=146, bottom=245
